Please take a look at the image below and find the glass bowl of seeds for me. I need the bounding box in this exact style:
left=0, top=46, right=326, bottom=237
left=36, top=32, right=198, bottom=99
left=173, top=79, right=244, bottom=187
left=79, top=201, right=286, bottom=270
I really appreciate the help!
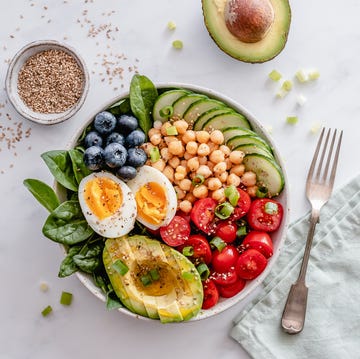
left=5, top=40, right=89, bottom=125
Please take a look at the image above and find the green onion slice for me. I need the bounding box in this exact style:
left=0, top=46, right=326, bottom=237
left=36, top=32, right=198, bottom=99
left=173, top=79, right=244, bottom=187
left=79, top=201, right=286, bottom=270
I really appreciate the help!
left=192, top=174, right=205, bottom=186
left=182, top=246, right=194, bottom=257
left=224, top=185, right=240, bottom=206
left=236, top=226, right=247, bottom=237
left=256, top=186, right=268, bottom=198
left=182, top=271, right=194, bottom=281
left=210, top=236, right=226, bottom=252
left=159, top=105, right=174, bottom=118
left=172, top=40, right=183, bottom=49
left=60, top=291, right=73, bottom=306
left=264, top=201, right=278, bottom=214
left=41, top=305, right=53, bottom=317
left=149, top=146, right=160, bottom=162
left=268, top=69, right=282, bottom=82
left=112, top=259, right=129, bottom=276
left=140, top=274, right=152, bottom=286
left=149, top=268, right=160, bottom=281
left=166, top=125, right=178, bottom=136
left=215, top=202, right=234, bottom=219
left=196, top=263, right=210, bottom=281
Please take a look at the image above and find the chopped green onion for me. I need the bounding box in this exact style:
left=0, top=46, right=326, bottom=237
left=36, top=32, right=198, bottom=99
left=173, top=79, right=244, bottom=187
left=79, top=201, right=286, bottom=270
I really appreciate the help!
left=159, top=105, right=174, bottom=118
left=276, top=88, right=288, bottom=98
left=149, top=268, right=160, bottom=281
left=172, top=40, right=183, bottom=49
left=192, top=174, right=205, bottom=186
left=39, top=282, right=49, bottom=292
left=112, top=259, right=129, bottom=276
left=182, top=246, right=194, bottom=257
left=60, top=291, right=73, bottom=306
left=308, top=70, right=320, bottom=80
left=166, top=125, right=178, bottom=136
left=295, top=69, right=308, bottom=83
left=210, top=236, right=227, bottom=252
left=224, top=185, right=240, bottom=206
left=41, top=305, right=53, bottom=317
left=167, top=21, right=176, bottom=30
left=140, top=274, right=152, bottom=286
left=182, top=271, right=194, bottom=281
left=310, top=122, right=322, bottom=134
left=296, top=94, right=307, bottom=106
left=268, top=69, right=282, bottom=82
left=215, top=202, right=234, bottom=219
left=281, top=80, right=293, bottom=91
left=196, top=263, right=210, bottom=281
left=256, top=186, right=268, bottom=198
left=236, top=226, right=247, bottom=237
left=264, top=201, right=278, bottom=214
left=150, top=146, right=160, bottom=162
left=286, top=116, right=299, bottom=125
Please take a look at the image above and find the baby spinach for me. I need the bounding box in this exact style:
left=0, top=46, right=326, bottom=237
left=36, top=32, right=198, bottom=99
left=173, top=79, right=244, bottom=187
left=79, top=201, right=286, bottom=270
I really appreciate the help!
left=130, top=74, right=158, bottom=138
left=68, top=148, right=91, bottom=185
left=58, top=245, right=82, bottom=277
left=42, top=200, right=94, bottom=245
left=41, top=150, right=78, bottom=192
left=73, top=242, right=103, bottom=274
left=23, top=179, right=60, bottom=212
left=108, top=98, right=131, bottom=115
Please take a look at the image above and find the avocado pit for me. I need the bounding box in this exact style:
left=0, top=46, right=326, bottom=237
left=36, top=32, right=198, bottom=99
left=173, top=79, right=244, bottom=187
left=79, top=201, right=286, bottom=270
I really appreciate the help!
left=224, top=0, right=275, bottom=43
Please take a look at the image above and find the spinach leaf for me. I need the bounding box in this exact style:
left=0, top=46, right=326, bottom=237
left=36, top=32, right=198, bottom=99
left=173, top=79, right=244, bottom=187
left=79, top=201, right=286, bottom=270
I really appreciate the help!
left=106, top=293, right=123, bottom=310
left=73, top=242, right=103, bottom=273
left=93, top=272, right=123, bottom=310
left=108, top=98, right=131, bottom=115
left=58, top=245, right=82, bottom=277
left=130, top=74, right=158, bottom=138
left=41, top=150, right=78, bottom=192
left=68, top=149, right=91, bottom=185
left=42, top=200, right=93, bottom=245
left=23, top=178, right=60, bottom=212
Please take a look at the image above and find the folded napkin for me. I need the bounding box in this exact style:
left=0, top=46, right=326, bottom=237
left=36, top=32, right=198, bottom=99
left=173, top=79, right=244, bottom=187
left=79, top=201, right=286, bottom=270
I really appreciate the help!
left=231, top=173, right=360, bottom=359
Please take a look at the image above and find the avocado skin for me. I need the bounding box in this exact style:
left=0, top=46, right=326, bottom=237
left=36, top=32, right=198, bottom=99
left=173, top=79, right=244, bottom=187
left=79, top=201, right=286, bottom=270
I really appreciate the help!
left=103, top=235, right=203, bottom=323
left=201, top=0, right=292, bottom=63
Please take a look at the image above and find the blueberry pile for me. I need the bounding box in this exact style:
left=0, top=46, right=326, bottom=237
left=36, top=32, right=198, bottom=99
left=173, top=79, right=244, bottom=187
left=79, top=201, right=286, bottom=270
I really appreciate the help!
left=83, top=111, right=147, bottom=180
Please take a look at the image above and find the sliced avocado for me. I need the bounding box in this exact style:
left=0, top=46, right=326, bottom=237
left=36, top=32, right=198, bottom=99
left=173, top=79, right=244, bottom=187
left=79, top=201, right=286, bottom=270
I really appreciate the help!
left=103, top=235, right=203, bottom=323
left=202, top=0, right=291, bottom=63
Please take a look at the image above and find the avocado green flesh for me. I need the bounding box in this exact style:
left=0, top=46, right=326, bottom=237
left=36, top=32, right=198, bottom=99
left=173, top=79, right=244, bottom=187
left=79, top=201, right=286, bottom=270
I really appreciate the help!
left=103, top=235, right=203, bottom=323
left=202, top=0, right=291, bottom=63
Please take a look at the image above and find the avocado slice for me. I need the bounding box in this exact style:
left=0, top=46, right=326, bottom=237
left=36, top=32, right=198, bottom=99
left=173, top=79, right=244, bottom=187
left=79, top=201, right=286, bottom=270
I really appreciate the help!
left=103, top=235, right=203, bottom=323
left=202, top=0, right=291, bottom=63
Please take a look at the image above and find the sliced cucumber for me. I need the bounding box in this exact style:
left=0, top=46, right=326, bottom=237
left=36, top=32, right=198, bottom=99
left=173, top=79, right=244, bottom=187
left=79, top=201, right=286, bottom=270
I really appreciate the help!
left=227, top=135, right=273, bottom=153
left=172, top=94, right=208, bottom=120
left=202, top=112, right=251, bottom=132
left=234, top=143, right=274, bottom=158
left=242, top=154, right=284, bottom=197
left=152, top=89, right=190, bottom=122
left=193, top=108, right=233, bottom=131
left=222, top=126, right=257, bottom=143
left=183, top=99, right=226, bottom=124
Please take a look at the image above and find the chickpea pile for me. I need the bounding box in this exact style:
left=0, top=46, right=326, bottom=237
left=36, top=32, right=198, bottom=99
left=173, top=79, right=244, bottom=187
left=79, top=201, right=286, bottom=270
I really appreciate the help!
left=141, top=119, right=258, bottom=214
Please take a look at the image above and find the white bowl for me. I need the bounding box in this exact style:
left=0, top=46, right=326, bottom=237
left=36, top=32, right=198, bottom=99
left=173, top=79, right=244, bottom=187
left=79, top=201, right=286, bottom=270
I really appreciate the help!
left=5, top=40, right=89, bottom=125
left=60, top=83, right=290, bottom=322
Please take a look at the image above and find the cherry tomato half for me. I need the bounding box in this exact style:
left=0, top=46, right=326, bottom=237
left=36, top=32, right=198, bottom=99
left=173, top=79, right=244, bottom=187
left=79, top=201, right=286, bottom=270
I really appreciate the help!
left=215, top=221, right=237, bottom=243
left=211, top=245, right=239, bottom=273
left=190, top=198, right=217, bottom=235
left=230, top=188, right=251, bottom=220
left=160, top=215, right=190, bottom=247
left=242, top=231, right=274, bottom=258
left=235, top=248, right=267, bottom=280
left=217, top=278, right=246, bottom=298
left=247, top=198, right=283, bottom=232
left=177, top=234, right=212, bottom=265
left=202, top=278, right=219, bottom=309
left=210, top=266, right=238, bottom=286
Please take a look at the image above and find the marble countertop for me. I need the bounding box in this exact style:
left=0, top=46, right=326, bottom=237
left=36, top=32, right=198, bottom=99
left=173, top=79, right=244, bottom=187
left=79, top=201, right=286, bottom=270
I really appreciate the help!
left=1, top=1, right=358, bottom=358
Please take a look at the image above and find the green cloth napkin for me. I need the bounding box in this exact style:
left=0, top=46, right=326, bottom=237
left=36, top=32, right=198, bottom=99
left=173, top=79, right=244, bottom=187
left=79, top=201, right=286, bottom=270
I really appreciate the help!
left=231, top=174, right=360, bottom=359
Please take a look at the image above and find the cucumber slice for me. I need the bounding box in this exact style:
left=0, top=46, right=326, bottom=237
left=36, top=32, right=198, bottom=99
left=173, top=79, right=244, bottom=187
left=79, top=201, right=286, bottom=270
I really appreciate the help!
left=234, top=143, right=274, bottom=158
left=242, top=154, right=284, bottom=197
left=227, top=135, right=273, bottom=153
left=183, top=99, right=226, bottom=124
left=202, top=112, right=251, bottom=131
left=222, top=126, right=258, bottom=142
left=152, top=89, right=190, bottom=122
left=193, top=108, right=233, bottom=131
left=172, top=94, right=208, bottom=120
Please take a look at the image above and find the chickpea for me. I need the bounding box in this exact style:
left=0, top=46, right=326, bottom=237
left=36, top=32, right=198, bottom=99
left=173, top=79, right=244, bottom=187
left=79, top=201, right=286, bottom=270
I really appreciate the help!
left=209, top=149, right=225, bottom=164
left=151, top=158, right=166, bottom=172
left=174, top=186, right=186, bottom=200
left=168, top=140, right=185, bottom=156
left=150, top=133, right=162, bottom=146
left=163, top=165, right=174, bottom=182
left=230, top=164, right=245, bottom=176
left=198, top=156, right=208, bottom=165
left=213, top=161, right=227, bottom=174
left=247, top=185, right=259, bottom=197
left=161, top=122, right=173, bottom=136
left=197, top=143, right=211, bottom=157
left=185, top=192, right=196, bottom=203
left=207, top=177, right=222, bottom=191
left=212, top=188, right=225, bottom=202
left=174, top=120, right=189, bottom=134
left=168, top=156, right=180, bottom=169
left=164, top=136, right=177, bottom=145
left=187, top=157, right=200, bottom=172
left=210, top=130, right=224, bottom=145
left=207, top=141, right=219, bottom=153
left=196, top=131, right=210, bottom=143
left=141, top=142, right=155, bottom=155
left=225, top=158, right=232, bottom=170
left=180, top=159, right=188, bottom=168
left=179, top=178, right=192, bottom=192
left=183, top=151, right=193, bottom=160
left=160, top=147, right=172, bottom=162
left=192, top=184, right=208, bottom=199
left=229, top=150, right=245, bottom=164
left=179, top=200, right=192, bottom=214
left=148, top=128, right=161, bottom=138
left=176, top=165, right=187, bottom=177
left=196, top=165, right=212, bottom=179
left=216, top=171, right=228, bottom=183
left=186, top=141, right=198, bottom=155
left=153, top=120, right=162, bottom=129
left=219, top=145, right=231, bottom=157
left=182, top=130, right=196, bottom=144
left=207, top=161, right=214, bottom=172
left=227, top=173, right=241, bottom=187
left=241, top=171, right=257, bottom=187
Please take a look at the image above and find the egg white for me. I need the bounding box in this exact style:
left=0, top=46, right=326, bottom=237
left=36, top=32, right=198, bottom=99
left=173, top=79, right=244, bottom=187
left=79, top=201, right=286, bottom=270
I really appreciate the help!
left=78, top=172, right=137, bottom=238
left=126, top=165, right=177, bottom=230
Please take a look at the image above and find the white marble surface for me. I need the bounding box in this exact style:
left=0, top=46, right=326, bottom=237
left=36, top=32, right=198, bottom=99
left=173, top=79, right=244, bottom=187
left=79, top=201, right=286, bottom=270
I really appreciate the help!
left=0, top=1, right=359, bottom=358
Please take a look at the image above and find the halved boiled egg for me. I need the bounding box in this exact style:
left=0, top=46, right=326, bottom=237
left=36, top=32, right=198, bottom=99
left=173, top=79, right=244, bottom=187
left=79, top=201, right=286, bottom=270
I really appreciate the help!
left=126, top=165, right=177, bottom=230
left=78, top=172, right=137, bottom=238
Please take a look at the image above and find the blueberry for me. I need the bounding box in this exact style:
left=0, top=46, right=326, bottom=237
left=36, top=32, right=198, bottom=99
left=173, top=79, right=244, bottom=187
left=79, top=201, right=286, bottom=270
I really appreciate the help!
left=84, top=146, right=104, bottom=170
left=94, top=111, right=117, bottom=135
left=117, top=165, right=137, bottom=180
left=104, top=142, right=127, bottom=168
left=84, top=131, right=103, bottom=148
left=105, top=132, right=125, bottom=146
left=126, top=130, right=146, bottom=148
left=126, top=148, right=147, bottom=168
left=117, top=114, right=138, bottom=134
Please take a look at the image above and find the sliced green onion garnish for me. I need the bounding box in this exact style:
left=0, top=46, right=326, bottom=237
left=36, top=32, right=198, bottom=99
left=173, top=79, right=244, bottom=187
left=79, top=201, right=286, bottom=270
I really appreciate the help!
left=166, top=125, right=178, bottom=136
left=172, top=40, right=183, bottom=49
left=150, top=146, right=160, bottom=162
left=112, top=259, right=129, bottom=276
left=295, top=69, right=308, bottom=83
left=308, top=70, right=320, bottom=80
left=41, top=305, right=53, bottom=317
left=140, top=274, right=152, bottom=286
left=224, top=185, right=240, bottom=206
left=281, top=80, right=293, bottom=91
left=192, top=174, right=205, bottom=186
left=215, top=202, right=234, bottom=219
left=210, top=236, right=226, bottom=252
left=182, top=271, right=194, bottom=281
left=236, top=226, right=247, bottom=237
left=286, top=116, right=298, bottom=125
left=159, top=105, right=174, bottom=118
left=167, top=21, right=176, bottom=30
left=60, top=291, right=73, bottom=306
left=264, top=201, right=278, bottom=214
left=196, top=263, right=210, bottom=281
left=256, top=186, right=268, bottom=198
left=149, top=268, right=160, bottom=281
left=268, top=69, right=282, bottom=82
left=182, top=246, right=194, bottom=257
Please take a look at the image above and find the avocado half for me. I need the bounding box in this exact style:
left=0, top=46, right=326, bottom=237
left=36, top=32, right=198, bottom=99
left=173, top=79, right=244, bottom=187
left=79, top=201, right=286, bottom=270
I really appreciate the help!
left=202, top=0, right=291, bottom=63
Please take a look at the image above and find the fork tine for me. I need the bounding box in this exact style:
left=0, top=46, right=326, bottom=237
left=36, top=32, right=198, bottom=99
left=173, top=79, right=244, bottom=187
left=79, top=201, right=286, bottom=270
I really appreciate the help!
left=321, top=129, right=337, bottom=183
left=315, top=128, right=331, bottom=182
left=329, top=130, right=343, bottom=188
left=307, top=127, right=325, bottom=182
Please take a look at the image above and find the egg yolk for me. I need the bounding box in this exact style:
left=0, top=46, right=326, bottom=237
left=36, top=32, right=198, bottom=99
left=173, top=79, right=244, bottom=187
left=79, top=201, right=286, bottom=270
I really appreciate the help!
left=135, top=182, right=167, bottom=225
left=83, top=177, right=123, bottom=220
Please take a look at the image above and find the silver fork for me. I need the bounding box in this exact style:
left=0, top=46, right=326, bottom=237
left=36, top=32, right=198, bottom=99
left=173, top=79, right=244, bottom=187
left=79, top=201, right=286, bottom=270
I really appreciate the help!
left=281, top=128, right=343, bottom=334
